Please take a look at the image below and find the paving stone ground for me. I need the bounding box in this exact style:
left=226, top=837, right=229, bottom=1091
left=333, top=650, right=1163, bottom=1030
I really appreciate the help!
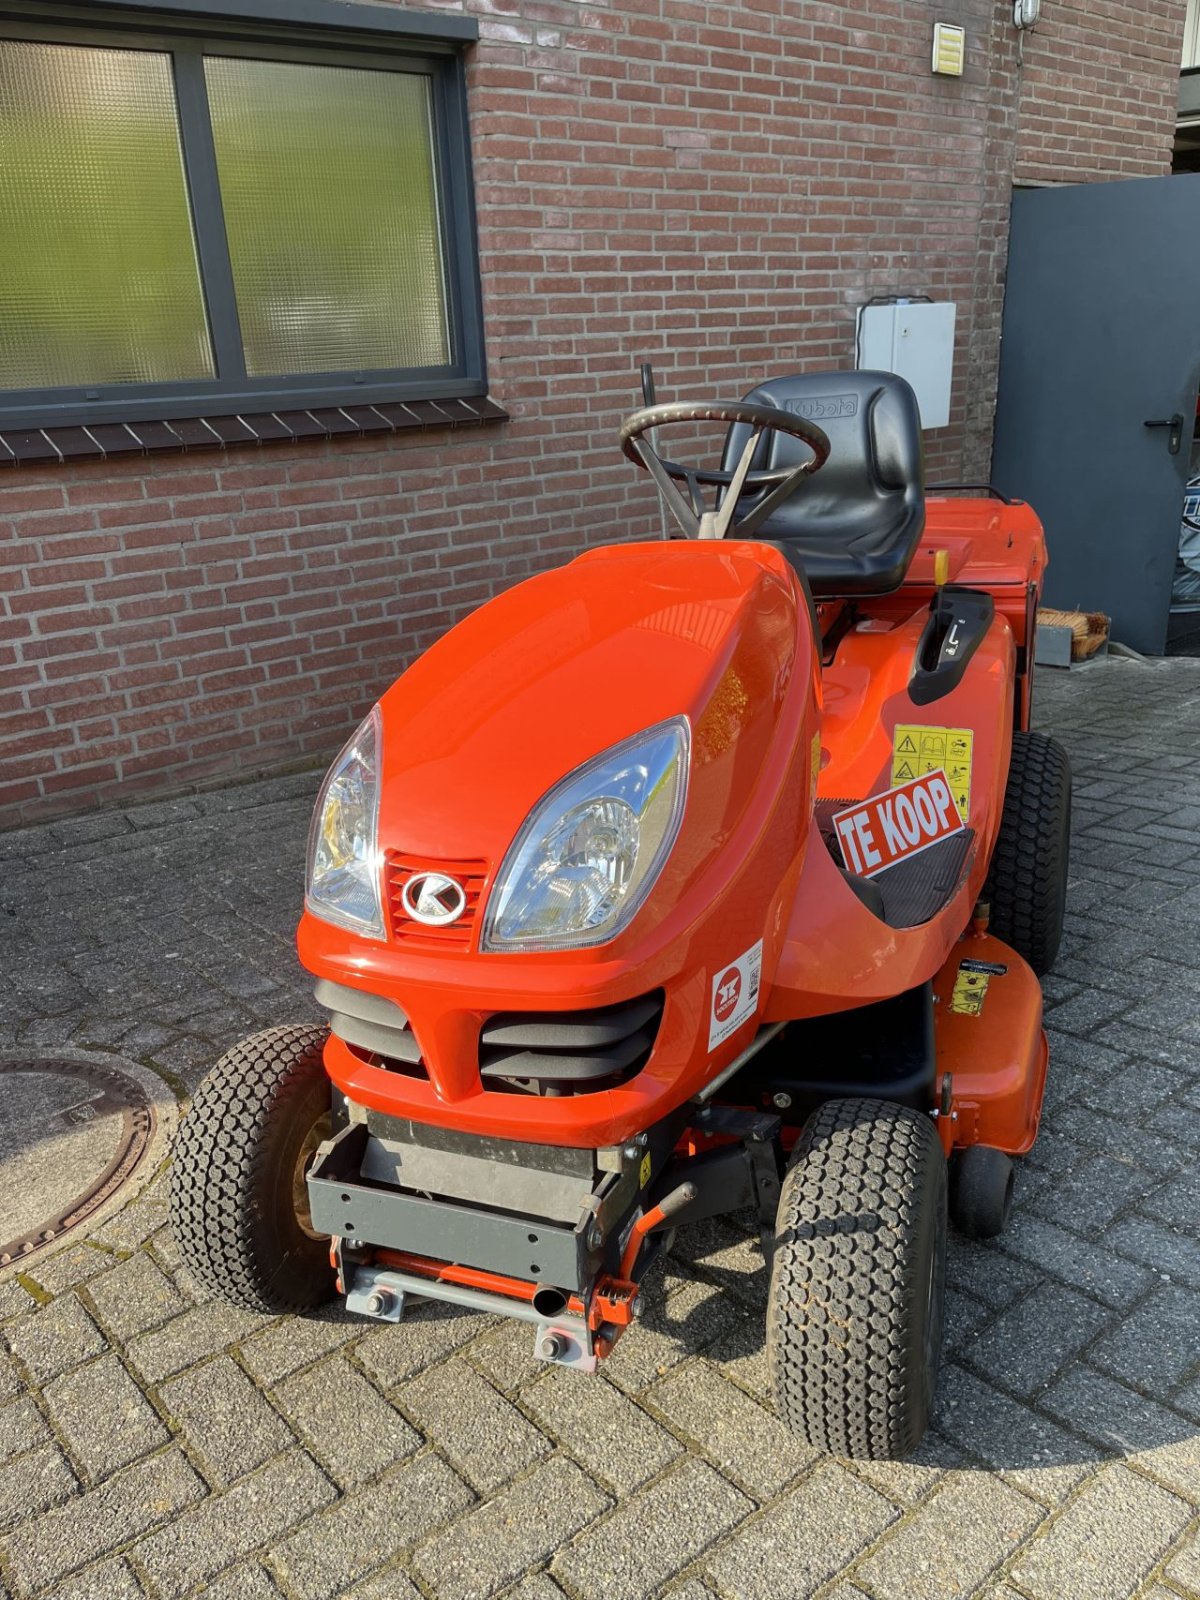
left=1, top=655, right=1199, bottom=1599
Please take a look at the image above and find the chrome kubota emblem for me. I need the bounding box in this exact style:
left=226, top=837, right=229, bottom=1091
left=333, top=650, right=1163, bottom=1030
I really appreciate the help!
left=402, top=871, right=468, bottom=926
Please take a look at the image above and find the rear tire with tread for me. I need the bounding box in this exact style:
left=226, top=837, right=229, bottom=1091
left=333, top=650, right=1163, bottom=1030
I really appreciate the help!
left=170, top=1025, right=334, bottom=1314
left=767, top=1097, right=947, bottom=1461
left=983, top=731, right=1071, bottom=976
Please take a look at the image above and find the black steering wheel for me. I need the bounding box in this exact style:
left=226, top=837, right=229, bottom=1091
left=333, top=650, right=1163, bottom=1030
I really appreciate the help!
left=619, top=399, right=831, bottom=541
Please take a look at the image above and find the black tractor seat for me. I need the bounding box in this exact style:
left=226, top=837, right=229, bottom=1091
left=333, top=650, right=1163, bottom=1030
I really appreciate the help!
left=721, top=370, right=925, bottom=598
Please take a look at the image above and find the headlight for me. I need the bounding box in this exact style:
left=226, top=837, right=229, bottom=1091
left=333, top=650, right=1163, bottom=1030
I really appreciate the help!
left=482, top=718, right=690, bottom=952
left=305, top=707, right=385, bottom=939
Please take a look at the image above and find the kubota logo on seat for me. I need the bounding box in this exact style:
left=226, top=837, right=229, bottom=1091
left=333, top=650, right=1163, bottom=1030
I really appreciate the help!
left=401, top=872, right=468, bottom=926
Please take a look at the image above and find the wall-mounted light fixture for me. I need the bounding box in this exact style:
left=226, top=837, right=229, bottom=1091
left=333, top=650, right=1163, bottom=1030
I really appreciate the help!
left=931, top=22, right=966, bottom=75
left=1013, top=0, right=1040, bottom=28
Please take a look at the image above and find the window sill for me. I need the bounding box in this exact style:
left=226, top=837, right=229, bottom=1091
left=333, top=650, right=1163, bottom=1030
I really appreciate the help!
left=0, top=396, right=508, bottom=467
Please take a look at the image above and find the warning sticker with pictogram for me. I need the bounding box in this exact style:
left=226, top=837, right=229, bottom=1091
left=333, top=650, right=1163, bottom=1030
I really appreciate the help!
left=892, top=724, right=974, bottom=818
left=950, top=963, right=992, bottom=1016
left=708, top=939, right=763, bottom=1051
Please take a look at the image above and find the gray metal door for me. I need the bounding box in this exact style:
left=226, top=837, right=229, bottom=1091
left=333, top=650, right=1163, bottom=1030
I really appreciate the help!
left=992, top=174, right=1200, bottom=654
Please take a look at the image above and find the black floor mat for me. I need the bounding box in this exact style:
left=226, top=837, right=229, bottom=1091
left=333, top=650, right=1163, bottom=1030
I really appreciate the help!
left=814, top=800, right=975, bottom=929
left=872, top=829, right=974, bottom=928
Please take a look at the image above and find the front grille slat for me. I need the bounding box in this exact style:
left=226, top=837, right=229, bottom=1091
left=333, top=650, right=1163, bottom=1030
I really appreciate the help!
left=347, top=1024, right=423, bottom=1065
left=479, top=995, right=663, bottom=1051
left=480, top=1027, right=656, bottom=1084
left=479, top=992, right=664, bottom=1095
left=314, top=978, right=428, bottom=1079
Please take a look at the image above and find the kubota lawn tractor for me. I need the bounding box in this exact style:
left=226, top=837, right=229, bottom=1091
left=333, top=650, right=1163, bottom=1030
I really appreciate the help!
left=171, top=367, right=1069, bottom=1460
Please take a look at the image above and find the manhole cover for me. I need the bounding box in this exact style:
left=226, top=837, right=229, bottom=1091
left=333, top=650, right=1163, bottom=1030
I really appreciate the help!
left=0, top=1057, right=159, bottom=1264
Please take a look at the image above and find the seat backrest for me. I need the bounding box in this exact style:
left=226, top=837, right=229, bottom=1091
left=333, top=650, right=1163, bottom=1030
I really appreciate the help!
left=722, top=370, right=925, bottom=597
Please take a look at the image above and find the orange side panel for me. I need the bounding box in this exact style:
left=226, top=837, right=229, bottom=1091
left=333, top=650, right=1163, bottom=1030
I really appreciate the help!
left=911, top=496, right=1047, bottom=732
left=911, top=496, right=1047, bottom=602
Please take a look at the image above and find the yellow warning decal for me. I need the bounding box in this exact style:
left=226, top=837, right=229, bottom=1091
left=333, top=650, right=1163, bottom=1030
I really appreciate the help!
left=892, top=724, right=973, bottom=818
left=950, top=966, right=990, bottom=1017
left=639, top=1152, right=652, bottom=1189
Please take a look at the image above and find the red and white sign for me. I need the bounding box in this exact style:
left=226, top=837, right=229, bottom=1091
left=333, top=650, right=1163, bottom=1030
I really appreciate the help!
left=714, top=966, right=742, bottom=1023
left=833, top=770, right=964, bottom=879
left=708, top=939, right=763, bottom=1050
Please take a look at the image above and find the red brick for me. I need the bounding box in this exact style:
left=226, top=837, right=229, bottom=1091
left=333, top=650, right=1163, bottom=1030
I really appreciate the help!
left=64, top=479, right=147, bottom=508
left=36, top=606, right=114, bottom=634
left=41, top=763, right=120, bottom=794
left=1, top=485, right=67, bottom=514
left=40, top=652, right=122, bottom=682
left=0, top=709, right=49, bottom=735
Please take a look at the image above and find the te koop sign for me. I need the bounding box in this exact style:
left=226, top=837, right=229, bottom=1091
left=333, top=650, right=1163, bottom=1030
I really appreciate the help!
left=833, top=770, right=965, bottom=878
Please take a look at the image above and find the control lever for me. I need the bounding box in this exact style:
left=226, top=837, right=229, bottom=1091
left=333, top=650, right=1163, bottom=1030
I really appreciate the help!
left=910, top=586, right=994, bottom=707
left=619, top=1181, right=697, bottom=1279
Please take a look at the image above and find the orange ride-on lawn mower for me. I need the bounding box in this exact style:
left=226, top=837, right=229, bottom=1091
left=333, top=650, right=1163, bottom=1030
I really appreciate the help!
left=171, top=367, right=1069, bottom=1460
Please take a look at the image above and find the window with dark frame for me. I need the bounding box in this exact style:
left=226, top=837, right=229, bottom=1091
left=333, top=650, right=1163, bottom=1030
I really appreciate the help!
left=0, top=3, right=487, bottom=434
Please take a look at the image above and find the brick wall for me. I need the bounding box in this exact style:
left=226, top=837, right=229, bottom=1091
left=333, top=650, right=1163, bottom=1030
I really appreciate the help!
left=0, top=0, right=1186, bottom=827
left=1015, top=0, right=1187, bottom=184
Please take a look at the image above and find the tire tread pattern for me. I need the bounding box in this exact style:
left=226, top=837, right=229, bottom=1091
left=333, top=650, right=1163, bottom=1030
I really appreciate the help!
left=169, top=1024, right=332, bottom=1314
left=982, top=731, right=1072, bottom=976
left=767, top=1097, right=946, bottom=1460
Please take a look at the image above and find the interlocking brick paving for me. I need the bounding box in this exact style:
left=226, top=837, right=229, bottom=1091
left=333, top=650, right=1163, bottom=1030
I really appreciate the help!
left=2, top=656, right=1200, bottom=1598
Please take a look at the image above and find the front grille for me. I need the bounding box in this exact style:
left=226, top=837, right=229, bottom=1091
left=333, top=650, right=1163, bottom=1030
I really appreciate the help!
left=314, top=978, right=428, bottom=1080
left=384, top=853, right=490, bottom=950
left=479, top=992, right=664, bottom=1096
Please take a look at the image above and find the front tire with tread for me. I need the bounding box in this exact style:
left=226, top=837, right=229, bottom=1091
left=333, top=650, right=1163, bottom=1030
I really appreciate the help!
left=170, top=1024, right=334, bottom=1314
left=768, top=1097, right=947, bottom=1461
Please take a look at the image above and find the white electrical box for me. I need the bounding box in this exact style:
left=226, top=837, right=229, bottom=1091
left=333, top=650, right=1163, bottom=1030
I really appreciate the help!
left=856, top=301, right=957, bottom=429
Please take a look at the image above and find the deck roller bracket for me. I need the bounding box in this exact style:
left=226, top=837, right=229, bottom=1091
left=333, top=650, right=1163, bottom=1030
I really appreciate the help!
left=932, top=1072, right=957, bottom=1156
left=346, top=1262, right=598, bottom=1370
left=533, top=1321, right=597, bottom=1373
left=346, top=1266, right=407, bottom=1323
